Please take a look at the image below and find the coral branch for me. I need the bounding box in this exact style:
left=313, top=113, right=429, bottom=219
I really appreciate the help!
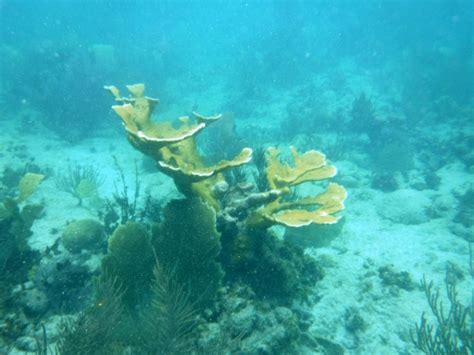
left=105, top=84, right=253, bottom=208
left=249, top=146, right=346, bottom=229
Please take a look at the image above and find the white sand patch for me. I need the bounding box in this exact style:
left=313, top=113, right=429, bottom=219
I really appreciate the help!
left=306, top=182, right=471, bottom=353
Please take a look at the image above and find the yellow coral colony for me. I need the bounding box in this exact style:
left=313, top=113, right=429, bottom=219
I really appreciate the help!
left=249, top=146, right=347, bottom=228
left=104, top=84, right=252, bottom=208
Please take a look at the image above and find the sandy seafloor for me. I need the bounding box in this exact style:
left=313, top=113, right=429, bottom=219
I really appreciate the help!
left=0, top=60, right=472, bottom=354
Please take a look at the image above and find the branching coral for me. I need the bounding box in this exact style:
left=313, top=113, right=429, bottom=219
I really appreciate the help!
left=105, top=84, right=252, bottom=209
left=105, top=84, right=346, bottom=226
left=105, top=83, right=347, bottom=304
left=247, top=146, right=347, bottom=229
left=214, top=146, right=346, bottom=293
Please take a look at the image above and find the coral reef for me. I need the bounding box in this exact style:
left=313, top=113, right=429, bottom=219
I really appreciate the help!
left=105, top=84, right=347, bottom=302
left=200, top=284, right=302, bottom=353
left=99, top=197, right=223, bottom=310
left=0, top=164, right=47, bottom=200
left=198, top=284, right=344, bottom=353
left=96, top=156, right=162, bottom=235
left=99, top=83, right=348, bottom=350
left=1, top=4, right=471, bottom=352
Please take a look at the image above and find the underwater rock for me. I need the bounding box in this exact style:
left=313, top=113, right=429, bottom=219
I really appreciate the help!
left=371, top=172, right=400, bottom=192
left=15, top=336, right=37, bottom=352
left=378, top=265, right=415, bottom=291
left=19, top=288, right=49, bottom=317
left=198, top=284, right=302, bottom=353
left=344, top=306, right=367, bottom=333
left=424, top=171, right=441, bottom=190
left=229, top=303, right=257, bottom=335
left=432, top=193, right=457, bottom=218
left=449, top=223, right=473, bottom=243
left=376, top=189, right=432, bottom=225
left=35, top=253, right=93, bottom=312
left=62, top=219, right=106, bottom=254
left=36, top=314, right=64, bottom=346
left=221, top=228, right=324, bottom=303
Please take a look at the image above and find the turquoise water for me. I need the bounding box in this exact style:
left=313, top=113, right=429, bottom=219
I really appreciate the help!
left=0, top=1, right=472, bottom=353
